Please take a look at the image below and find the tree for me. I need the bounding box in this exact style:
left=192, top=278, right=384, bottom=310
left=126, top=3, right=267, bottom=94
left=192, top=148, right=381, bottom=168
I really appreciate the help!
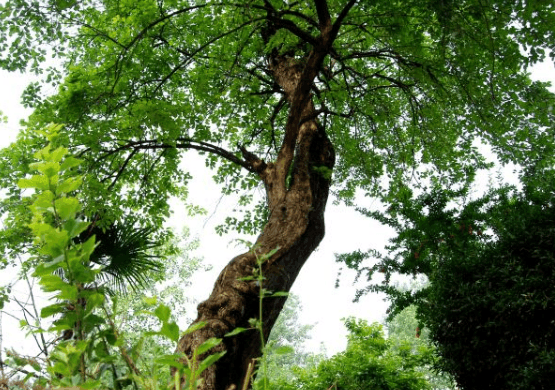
left=1, top=1, right=555, bottom=389
left=351, top=163, right=555, bottom=388
left=253, top=293, right=322, bottom=387
left=421, top=188, right=555, bottom=389
left=268, top=317, right=434, bottom=390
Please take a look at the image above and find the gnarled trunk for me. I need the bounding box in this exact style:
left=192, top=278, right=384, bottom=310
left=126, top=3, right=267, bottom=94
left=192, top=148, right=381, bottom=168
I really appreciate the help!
left=175, top=4, right=349, bottom=387
left=175, top=50, right=335, bottom=390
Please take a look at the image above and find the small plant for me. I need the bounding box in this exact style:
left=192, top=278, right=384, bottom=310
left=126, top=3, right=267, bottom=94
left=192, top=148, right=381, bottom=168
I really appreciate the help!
left=8, top=125, right=226, bottom=389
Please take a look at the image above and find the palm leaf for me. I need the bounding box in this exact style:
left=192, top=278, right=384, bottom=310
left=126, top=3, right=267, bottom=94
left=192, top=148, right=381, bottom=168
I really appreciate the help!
left=88, top=223, right=164, bottom=294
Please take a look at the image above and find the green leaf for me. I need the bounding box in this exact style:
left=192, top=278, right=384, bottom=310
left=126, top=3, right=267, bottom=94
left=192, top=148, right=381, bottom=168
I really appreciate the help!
left=63, top=218, right=90, bottom=238
left=196, top=337, right=221, bottom=355
left=40, top=302, right=67, bottom=318
left=29, top=161, right=60, bottom=177
left=54, top=197, right=80, bottom=220
left=57, top=176, right=83, bottom=194
left=224, top=327, right=249, bottom=337
left=31, top=190, right=55, bottom=209
left=273, top=345, right=294, bottom=355
left=18, top=175, right=50, bottom=190
left=269, top=291, right=289, bottom=297
left=154, top=303, right=171, bottom=323
left=155, top=354, right=186, bottom=370
left=143, top=296, right=158, bottom=306
left=183, top=321, right=206, bottom=336
left=60, top=156, right=83, bottom=171
left=160, top=321, right=180, bottom=342
left=197, top=351, right=226, bottom=375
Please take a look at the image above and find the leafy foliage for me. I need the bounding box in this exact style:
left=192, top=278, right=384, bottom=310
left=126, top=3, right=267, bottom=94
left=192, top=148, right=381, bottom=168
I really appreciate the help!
left=268, top=318, right=434, bottom=390
left=386, top=302, right=456, bottom=390
left=423, top=192, right=555, bottom=389
left=1, top=0, right=554, bottom=235
left=348, top=164, right=555, bottom=389
left=5, top=126, right=225, bottom=389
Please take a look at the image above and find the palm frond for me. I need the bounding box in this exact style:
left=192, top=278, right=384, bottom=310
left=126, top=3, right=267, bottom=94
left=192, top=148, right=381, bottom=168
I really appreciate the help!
left=88, top=223, right=164, bottom=294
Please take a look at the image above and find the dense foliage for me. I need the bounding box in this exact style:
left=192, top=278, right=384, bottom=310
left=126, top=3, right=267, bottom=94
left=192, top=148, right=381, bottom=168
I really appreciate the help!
left=3, top=127, right=227, bottom=389
left=1, top=0, right=554, bottom=239
left=2, top=0, right=555, bottom=388
left=267, top=318, right=434, bottom=390
left=348, top=165, right=555, bottom=388
left=426, top=191, right=555, bottom=389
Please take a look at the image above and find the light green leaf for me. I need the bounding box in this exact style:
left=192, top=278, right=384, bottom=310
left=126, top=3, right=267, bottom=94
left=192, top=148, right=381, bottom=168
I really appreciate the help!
left=154, top=303, right=171, bottom=323
left=160, top=321, right=180, bottom=342
left=18, top=175, right=50, bottom=190
left=143, top=296, right=158, bottom=306
left=224, top=327, right=249, bottom=337
left=196, top=337, right=221, bottom=355
left=54, top=197, right=80, bottom=220
left=57, top=176, right=83, bottom=194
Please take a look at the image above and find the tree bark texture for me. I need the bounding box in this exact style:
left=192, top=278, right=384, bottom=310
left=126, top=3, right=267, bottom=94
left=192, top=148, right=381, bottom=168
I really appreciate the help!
left=175, top=5, right=344, bottom=389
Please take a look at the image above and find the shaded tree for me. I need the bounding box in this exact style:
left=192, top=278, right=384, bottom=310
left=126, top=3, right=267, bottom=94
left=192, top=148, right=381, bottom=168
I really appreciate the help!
left=1, top=0, right=555, bottom=389
left=353, top=165, right=555, bottom=389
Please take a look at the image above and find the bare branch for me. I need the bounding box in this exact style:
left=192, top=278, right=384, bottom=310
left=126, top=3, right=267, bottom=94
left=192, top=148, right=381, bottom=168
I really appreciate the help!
left=100, top=138, right=255, bottom=175
left=106, top=149, right=138, bottom=190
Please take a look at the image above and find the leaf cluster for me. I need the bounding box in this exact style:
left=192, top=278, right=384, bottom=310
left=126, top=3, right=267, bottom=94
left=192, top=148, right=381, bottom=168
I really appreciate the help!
left=267, top=318, right=434, bottom=390
left=5, top=126, right=226, bottom=390
left=341, top=163, right=555, bottom=389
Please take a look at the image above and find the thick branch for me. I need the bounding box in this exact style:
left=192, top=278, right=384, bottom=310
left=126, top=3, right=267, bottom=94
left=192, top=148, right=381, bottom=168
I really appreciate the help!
left=314, top=0, right=332, bottom=31
left=331, top=0, right=358, bottom=39
left=99, top=138, right=255, bottom=173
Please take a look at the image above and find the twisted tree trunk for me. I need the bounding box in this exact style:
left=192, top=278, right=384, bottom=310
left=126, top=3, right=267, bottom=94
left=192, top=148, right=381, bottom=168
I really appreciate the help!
left=175, top=5, right=345, bottom=389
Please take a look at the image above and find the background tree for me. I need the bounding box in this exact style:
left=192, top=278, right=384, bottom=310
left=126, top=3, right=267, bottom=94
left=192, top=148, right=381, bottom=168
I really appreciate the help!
left=268, top=317, right=434, bottom=390
left=350, top=163, right=555, bottom=389
left=387, top=303, right=456, bottom=390
left=253, top=293, right=322, bottom=387
left=1, top=0, right=555, bottom=388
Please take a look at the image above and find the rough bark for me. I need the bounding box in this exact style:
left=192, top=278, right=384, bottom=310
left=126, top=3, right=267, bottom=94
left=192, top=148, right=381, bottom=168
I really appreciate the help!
left=175, top=5, right=344, bottom=389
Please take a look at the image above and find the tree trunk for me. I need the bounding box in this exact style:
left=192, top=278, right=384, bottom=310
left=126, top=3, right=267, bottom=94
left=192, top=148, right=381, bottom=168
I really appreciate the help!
left=175, top=5, right=347, bottom=388
left=175, top=50, right=335, bottom=390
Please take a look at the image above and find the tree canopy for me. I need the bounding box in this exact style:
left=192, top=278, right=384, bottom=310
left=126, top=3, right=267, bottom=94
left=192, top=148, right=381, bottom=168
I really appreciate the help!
left=1, top=0, right=555, bottom=389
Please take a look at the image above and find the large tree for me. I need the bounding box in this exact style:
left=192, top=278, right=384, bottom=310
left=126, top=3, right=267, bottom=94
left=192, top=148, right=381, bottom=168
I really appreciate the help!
left=1, top=0, right=555, bottom=389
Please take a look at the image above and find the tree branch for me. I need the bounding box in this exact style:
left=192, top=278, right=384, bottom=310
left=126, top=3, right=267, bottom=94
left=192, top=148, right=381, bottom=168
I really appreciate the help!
left=331, top=0, right=358, bottom=39
left=313, top=0, right=332, bottom=31
left=100, top=138, right=255, bottom=174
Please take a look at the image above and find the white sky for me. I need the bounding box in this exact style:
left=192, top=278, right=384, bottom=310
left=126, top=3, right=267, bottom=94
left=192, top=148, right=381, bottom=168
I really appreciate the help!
left=1, top=54, right=554, bottom=358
